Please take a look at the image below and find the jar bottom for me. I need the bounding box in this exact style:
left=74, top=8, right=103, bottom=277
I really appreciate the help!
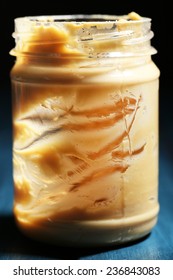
left=14, top=205, right=159, bottom=247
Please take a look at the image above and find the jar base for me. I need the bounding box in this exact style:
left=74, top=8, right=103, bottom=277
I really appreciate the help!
left=15, top=206, right=159, bottom=247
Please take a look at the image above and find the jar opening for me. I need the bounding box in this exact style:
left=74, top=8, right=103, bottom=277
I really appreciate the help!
left=16, top=14, right=151, bottom=24
left=10, top=13, right=156, bottom=59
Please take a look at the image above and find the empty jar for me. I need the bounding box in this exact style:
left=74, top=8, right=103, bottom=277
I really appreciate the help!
left=10, top=12, right=160, bottom=246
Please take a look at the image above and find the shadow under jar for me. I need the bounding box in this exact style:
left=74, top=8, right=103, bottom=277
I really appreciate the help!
left=10, top=12, right=160, bottom=247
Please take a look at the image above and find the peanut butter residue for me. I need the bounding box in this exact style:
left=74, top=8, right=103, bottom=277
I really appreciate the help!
left=14, top=179, right=31, bottom=205
left=128, top=11, right=141, bottom=20
left=11, top=13, right=159, bottom=246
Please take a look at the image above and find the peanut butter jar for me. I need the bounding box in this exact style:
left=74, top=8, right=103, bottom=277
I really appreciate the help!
left=10, top=12, right=160, bottom=246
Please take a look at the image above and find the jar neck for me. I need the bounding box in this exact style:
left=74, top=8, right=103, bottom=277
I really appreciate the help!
left=10, top=14, right=157, bottom=61
left=14, top=55, right=153, bottom=70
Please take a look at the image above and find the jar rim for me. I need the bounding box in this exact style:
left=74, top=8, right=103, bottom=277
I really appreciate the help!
left=11, top=14, right=156, bottom=59
left=14, top=14, right=151, bottom=25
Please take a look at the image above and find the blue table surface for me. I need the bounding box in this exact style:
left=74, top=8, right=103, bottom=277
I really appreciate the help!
left=0, top=87, right=173, bottom=260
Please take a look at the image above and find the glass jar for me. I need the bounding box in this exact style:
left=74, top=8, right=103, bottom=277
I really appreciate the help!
left=10, top=13, right=160, bottom=246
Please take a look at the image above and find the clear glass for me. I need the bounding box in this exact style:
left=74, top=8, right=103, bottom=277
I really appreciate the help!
left=10, top=13, right=160, bottom=246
